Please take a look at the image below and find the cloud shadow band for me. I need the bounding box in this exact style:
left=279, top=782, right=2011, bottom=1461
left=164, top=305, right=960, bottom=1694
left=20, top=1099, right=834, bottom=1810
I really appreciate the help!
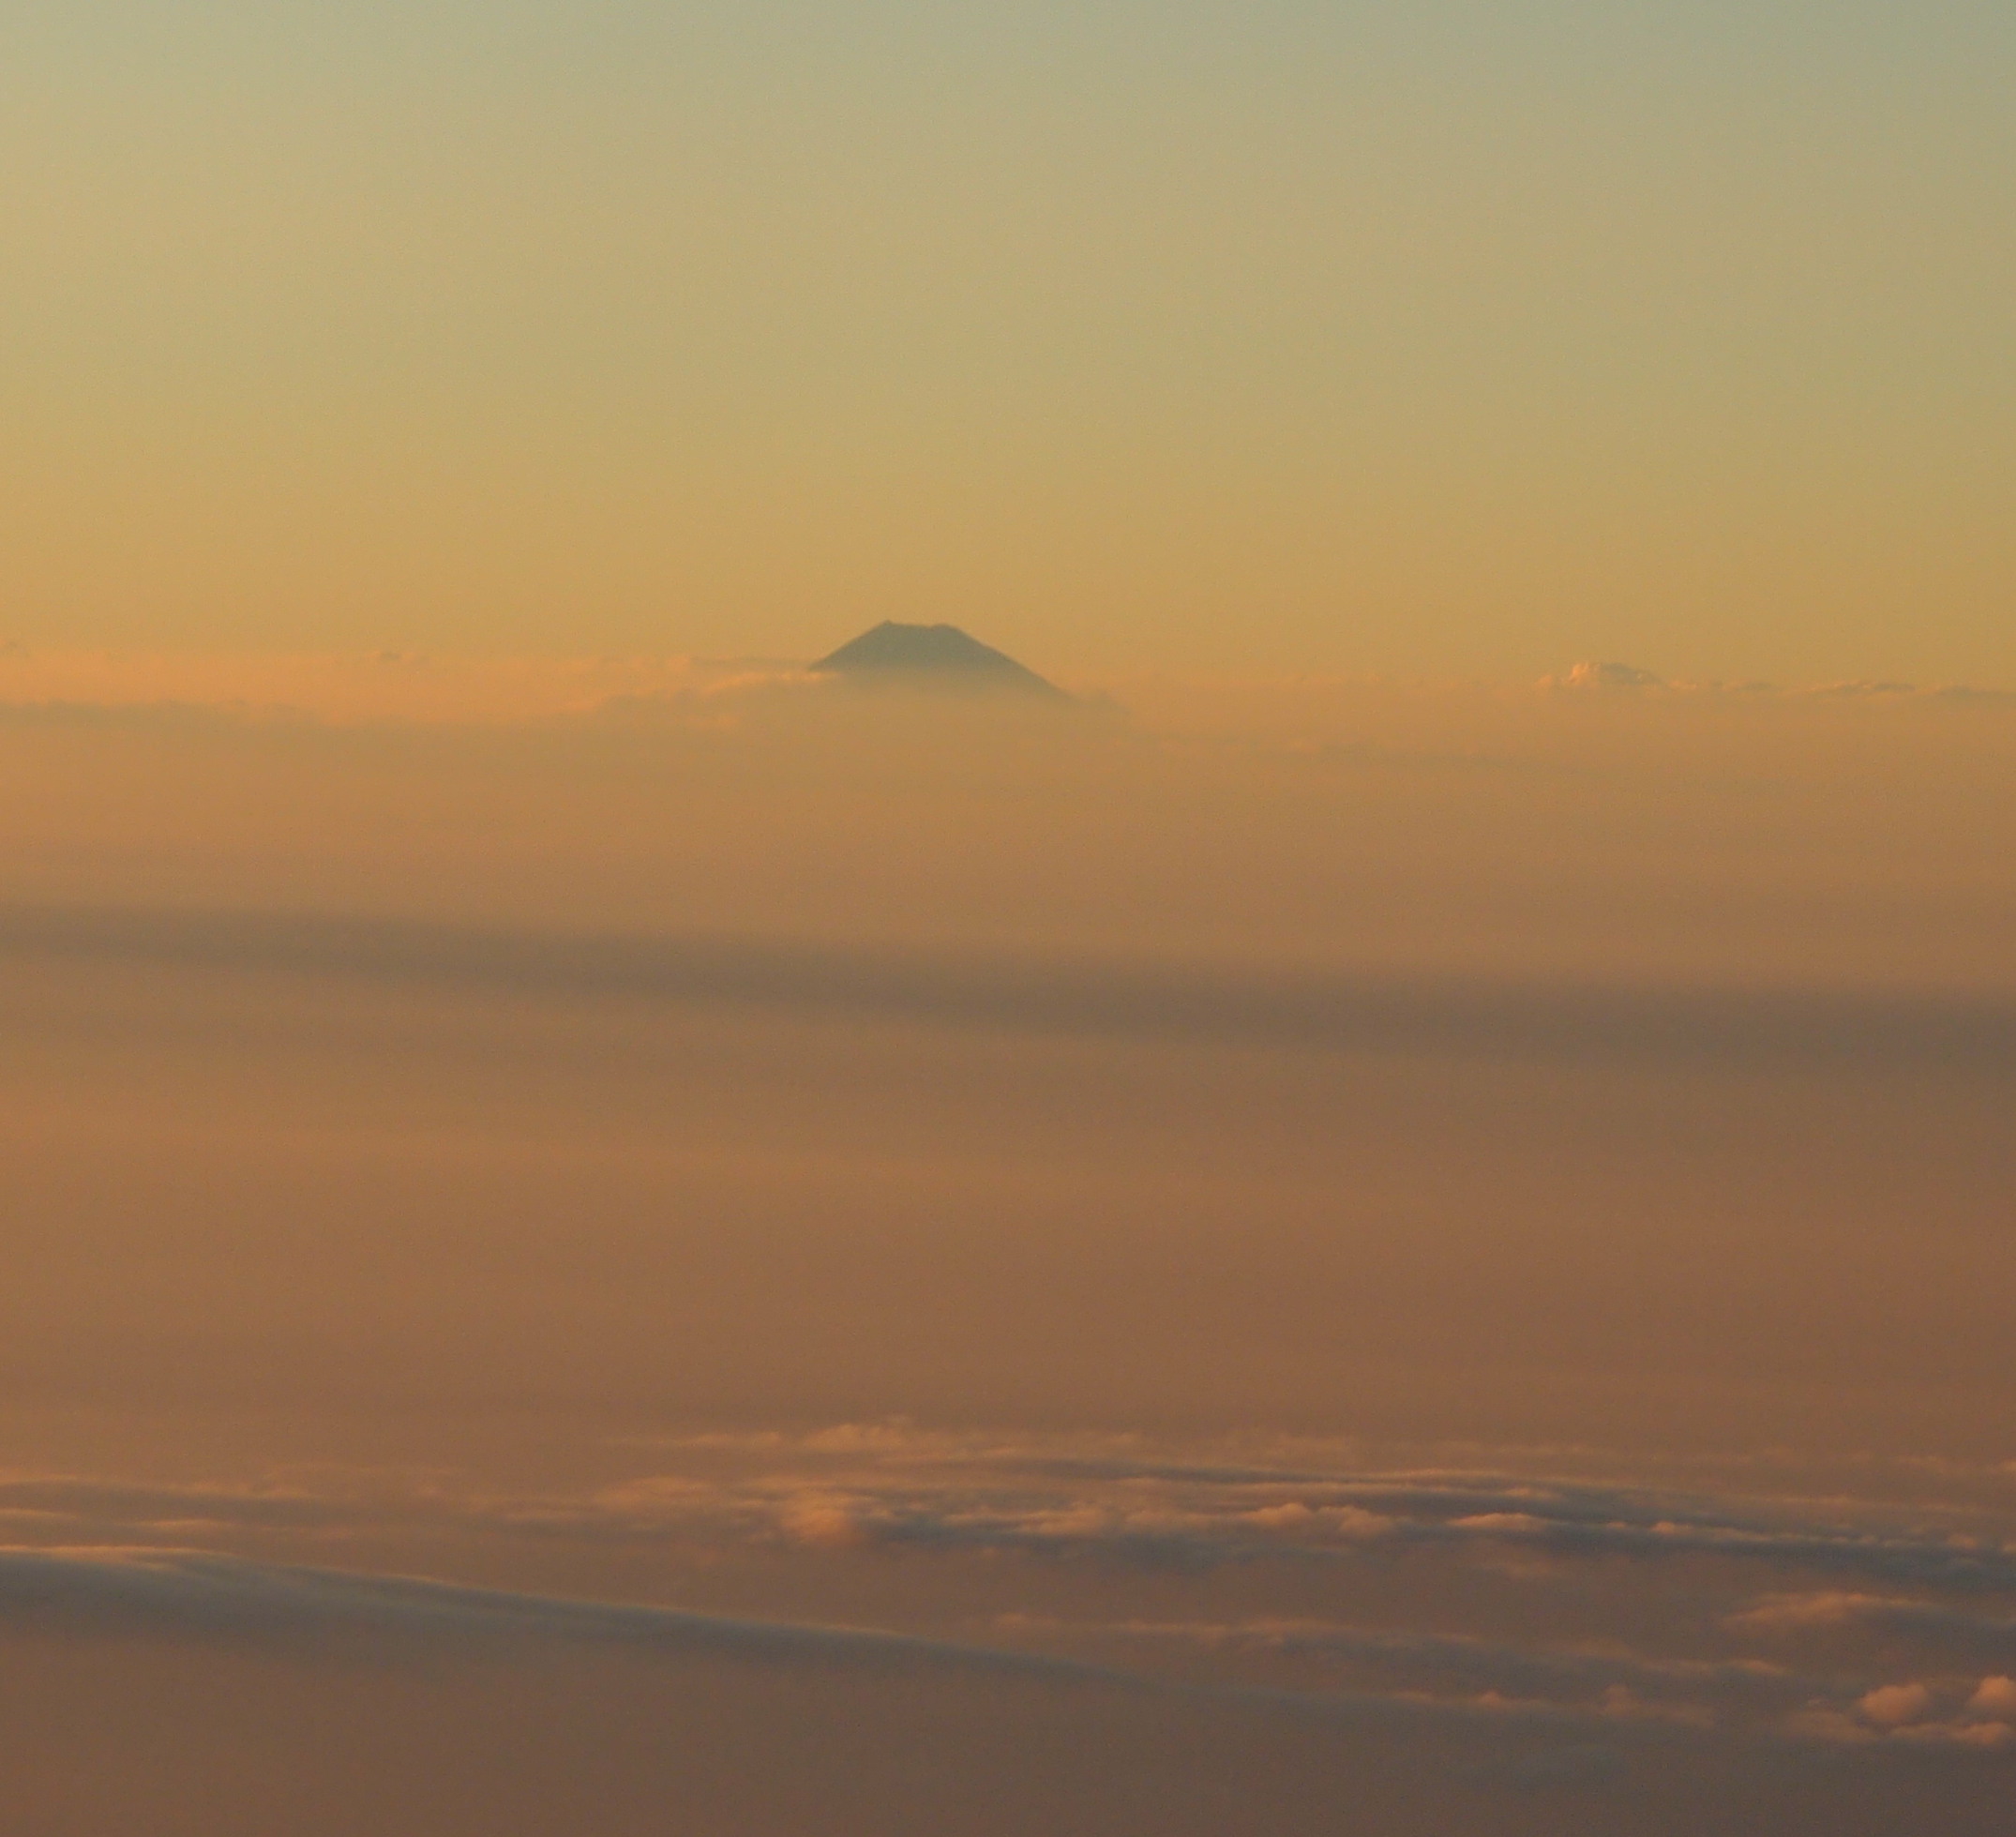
left=2, top=903, right=2011, bottom=1077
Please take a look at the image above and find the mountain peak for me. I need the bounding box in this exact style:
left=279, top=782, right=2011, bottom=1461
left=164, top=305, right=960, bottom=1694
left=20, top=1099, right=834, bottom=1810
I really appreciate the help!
left=810, top=623, right=1063, bottom=697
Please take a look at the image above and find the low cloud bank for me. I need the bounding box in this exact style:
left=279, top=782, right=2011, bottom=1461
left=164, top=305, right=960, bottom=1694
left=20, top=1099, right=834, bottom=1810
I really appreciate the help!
left=13, top=1447, right=2016, bottom=1593
left=7, top=1428, right=2016, bottom=1761
left=1542, top=660, right=2016, bottom=703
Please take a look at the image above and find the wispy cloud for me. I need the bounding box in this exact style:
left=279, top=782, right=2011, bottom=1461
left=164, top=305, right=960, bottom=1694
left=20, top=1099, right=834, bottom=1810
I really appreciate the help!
left=1084, top=1617, right=1806, bottom=1716
left=1732, top=1592, right=2016, bottom=1656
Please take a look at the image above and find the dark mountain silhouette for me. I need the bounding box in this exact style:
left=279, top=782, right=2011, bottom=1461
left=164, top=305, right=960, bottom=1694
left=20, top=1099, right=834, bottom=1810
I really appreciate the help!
left=810, top=623, right=1065, bottom=698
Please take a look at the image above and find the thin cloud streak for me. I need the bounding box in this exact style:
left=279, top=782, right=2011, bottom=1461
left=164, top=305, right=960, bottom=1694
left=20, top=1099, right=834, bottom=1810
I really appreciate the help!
left=0, top=1545, right=1998, bottom=1757
left=4, top=903, right=2013, bottom=1076
left=0, top=1547, right=1694, bottom=1745
left=0, top=1546, right=1141, bottom=1686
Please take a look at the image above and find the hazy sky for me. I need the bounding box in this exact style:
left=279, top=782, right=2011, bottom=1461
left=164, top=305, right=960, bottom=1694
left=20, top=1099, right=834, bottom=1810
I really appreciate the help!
left=6, top=0, right=2011, bottom=678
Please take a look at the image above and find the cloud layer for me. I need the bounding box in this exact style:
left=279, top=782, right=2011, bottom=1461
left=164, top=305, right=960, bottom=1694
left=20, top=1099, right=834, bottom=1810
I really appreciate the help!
left=7, top=1427, right=2016, bottom=1762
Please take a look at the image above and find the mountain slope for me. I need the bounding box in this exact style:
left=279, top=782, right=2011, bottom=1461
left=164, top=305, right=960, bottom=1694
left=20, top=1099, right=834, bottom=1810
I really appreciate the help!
left=810, top=623, right=1064, bottom=697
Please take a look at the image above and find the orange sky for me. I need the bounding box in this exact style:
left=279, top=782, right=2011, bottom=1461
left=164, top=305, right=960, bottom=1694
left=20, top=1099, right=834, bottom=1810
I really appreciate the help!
left=5, top=0, right=2011, bottom=681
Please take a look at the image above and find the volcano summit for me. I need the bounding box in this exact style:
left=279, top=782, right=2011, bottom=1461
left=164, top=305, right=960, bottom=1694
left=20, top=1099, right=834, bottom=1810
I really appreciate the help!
left=810, top=623, right=1064, bottom=698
